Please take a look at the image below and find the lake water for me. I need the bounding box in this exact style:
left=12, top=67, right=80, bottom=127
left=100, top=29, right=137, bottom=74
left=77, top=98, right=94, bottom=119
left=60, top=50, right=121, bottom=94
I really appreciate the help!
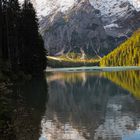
left=1, top=69, right=140, bottom=140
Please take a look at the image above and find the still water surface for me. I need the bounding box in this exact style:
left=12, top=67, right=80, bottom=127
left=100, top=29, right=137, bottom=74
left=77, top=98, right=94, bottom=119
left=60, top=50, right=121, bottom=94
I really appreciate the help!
left=2, top=69, right=140, bottom=140
left=39, top=70, right=140, bottom=140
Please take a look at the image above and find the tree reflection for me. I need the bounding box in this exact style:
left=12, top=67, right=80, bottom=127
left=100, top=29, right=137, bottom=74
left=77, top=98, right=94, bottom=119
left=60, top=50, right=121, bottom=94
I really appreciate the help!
left=0, top=78, right=48, bottom=140
left=103, top=70, right=140, bottom=99
left=43, top=71, right=140, bottom=140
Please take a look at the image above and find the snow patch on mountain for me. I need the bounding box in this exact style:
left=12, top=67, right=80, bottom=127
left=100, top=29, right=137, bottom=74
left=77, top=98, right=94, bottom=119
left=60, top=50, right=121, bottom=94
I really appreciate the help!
left=19, top=0, right=78, bottom=18
left=104, top=24, right=119, bottom=30
left=129, top=0, right=140, bottom=10
left=89, top=0, right=140, bottom=14
left=89, top=0, right=137, bottom=23
left=19, top=0, right=140, bottom=20
left=35, top=0, right=78, bottom=17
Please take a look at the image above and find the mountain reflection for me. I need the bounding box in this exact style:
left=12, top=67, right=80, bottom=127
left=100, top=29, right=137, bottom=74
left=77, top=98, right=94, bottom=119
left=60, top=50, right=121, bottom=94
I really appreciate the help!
left=42, top=70, right=140, bottom=140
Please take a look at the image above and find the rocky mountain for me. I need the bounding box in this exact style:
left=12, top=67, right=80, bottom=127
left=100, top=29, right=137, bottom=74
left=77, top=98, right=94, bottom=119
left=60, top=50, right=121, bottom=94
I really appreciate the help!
left=19, top=0, right=140, bottom=56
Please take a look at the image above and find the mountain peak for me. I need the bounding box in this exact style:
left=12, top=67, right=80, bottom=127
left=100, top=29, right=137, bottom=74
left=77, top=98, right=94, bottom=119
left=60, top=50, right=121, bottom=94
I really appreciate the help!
left=19, top=0, right=140, bottom=19
left=130, top=0, right=140, bottom=10
left=19, top=0, right=78, bottom=18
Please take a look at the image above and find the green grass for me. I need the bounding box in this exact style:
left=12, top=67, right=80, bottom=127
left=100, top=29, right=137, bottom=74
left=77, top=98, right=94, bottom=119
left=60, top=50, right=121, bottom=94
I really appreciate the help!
left=47, top=56, right=100, bottom=68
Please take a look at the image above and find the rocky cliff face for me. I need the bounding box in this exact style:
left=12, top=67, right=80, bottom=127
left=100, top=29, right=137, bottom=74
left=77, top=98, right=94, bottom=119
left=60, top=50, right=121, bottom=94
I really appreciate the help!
left=19, top=0, right=140, bottom=56
left=40, top=0, right=113, bottom=55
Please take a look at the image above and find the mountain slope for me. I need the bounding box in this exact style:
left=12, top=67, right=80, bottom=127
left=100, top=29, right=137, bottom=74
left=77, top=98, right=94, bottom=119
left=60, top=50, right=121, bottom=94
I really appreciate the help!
left=41, top=0, right=114, bottom=55
left=100, top=29, right=140, bottom=66
left=19, top=0, right=140, bottom=56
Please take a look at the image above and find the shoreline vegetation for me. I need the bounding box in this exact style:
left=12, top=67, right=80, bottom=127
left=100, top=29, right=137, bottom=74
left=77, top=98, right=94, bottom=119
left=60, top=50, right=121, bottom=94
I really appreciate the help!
left=47, top=56, right=100, bottom=68
left=47, top=54, right=140, bottom=68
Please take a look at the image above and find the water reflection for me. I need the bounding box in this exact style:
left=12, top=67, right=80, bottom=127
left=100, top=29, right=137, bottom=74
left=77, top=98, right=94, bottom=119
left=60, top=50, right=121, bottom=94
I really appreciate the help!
left=1, top=70, right=140, bottom=140
left=0, top=78, right=48, bottom=140
left=103, top=70, right=140, bottom=99
left=13, top=78, right=48, bottom=140
left=42, top=70, right=140, bottom=140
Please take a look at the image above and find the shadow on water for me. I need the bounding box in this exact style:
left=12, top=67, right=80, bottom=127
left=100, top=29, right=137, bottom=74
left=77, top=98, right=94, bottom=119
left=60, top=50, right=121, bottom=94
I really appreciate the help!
left=0, top=77, right=49, bottom=140
left=42, top=70, right=140, bottom=140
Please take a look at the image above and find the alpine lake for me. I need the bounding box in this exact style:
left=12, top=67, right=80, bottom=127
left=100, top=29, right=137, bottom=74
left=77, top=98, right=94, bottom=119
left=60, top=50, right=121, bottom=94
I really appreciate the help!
left=1, top=67, right=140, bottom=140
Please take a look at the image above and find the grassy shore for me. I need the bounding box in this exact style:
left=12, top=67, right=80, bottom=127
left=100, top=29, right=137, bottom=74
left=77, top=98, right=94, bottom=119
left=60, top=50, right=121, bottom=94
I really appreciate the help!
left=47, top=56, right=100, bottom=68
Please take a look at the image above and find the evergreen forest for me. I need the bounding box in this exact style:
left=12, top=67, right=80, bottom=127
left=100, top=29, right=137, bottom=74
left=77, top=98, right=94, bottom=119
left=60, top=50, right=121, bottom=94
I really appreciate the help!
left=100, top=30, right=140, bottom=66
left=0, top=0, right=47, bottom=75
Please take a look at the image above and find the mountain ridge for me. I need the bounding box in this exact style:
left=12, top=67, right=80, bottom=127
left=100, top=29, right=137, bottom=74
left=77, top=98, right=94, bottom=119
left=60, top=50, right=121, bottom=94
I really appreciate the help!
left=19, top=0, right=140, bottom=56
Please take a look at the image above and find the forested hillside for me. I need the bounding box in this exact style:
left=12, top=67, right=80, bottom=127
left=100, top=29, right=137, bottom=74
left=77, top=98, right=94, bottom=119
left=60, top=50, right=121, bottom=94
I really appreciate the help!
left=100, top=30, right=140, bottom=66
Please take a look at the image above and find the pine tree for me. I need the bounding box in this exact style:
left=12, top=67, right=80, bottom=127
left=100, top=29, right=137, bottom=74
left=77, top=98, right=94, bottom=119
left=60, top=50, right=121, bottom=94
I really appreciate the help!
left=1, top=0, right=21, bottom=70
left=20, top=0, right=47, bottom=74
left=1, top=0, right=9, bottom=60
left=0, top=0, right=2, bottom=57
left=7, top=0, right=21, bottom=71
left=0, top=0, right=47, bottom=75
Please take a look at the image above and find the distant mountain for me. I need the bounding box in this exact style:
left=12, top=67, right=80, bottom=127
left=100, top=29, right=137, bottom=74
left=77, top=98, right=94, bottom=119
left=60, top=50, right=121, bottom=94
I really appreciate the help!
left=19, top=0, right=140, bottom=56
left=100, top=29, right=140, bottom=66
